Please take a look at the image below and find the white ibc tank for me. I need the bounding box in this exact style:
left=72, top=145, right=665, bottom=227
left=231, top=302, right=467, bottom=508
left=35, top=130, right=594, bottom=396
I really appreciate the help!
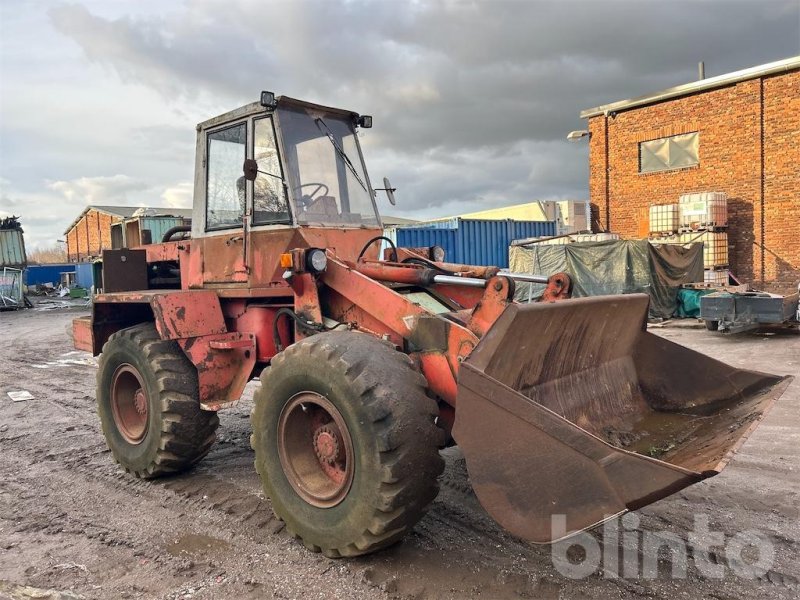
left=648, top=234, right=681, bottom=245
left=572, top=233, right=620, bottom=243
left=680, top=231, right=729, bottom=269
left=649, top=204, right=679, bottom=234
left=679, top=192, right=727, bottom=230
left=704, top=269, right=730, bottom=286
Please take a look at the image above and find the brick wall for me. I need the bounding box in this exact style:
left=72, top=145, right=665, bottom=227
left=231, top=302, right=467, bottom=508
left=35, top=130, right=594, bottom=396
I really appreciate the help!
left=763, top=73, right=800, bottom=283
left=66, top=227, right=78, bottom=262
left=587, top=69, right=799, bottom=285
left=65, top=209, right=118, bottom=261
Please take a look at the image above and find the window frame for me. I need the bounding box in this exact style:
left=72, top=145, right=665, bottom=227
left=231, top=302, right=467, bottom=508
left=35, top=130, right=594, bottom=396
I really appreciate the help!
left=251, top=115, right=292, bottom=226
left=273, top=103, right=382, bottom=229
left=205, top=120, right=248, bottom=232
left=638, top=131, right=700, bottom=175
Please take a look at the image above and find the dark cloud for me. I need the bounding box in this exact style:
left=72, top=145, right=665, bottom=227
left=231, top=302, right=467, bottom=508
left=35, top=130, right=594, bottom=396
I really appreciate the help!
left=48, top=1, right=799, bottom=148
left=4, top=0, right=797, bottom=239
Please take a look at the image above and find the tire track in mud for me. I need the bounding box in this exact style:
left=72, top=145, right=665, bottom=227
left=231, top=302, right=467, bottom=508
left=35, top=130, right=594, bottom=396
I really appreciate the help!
left=0, top=413, right=277, bottom=536
left=6, top=400, right=799, bottom=600
left=4, top=309, right=800, bottom=600
left=419, top=449, right=799, bottom=598
left=0, top=412, right=373, bottom=600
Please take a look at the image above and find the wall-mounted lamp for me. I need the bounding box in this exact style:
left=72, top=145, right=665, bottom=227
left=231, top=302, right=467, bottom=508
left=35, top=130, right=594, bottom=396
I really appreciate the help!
left=567, top=130, right=591, bottom=141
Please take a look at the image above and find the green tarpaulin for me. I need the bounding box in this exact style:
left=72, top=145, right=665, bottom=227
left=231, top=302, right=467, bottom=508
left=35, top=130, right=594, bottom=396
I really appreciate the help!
left=509, top=240, right=704, bottom=318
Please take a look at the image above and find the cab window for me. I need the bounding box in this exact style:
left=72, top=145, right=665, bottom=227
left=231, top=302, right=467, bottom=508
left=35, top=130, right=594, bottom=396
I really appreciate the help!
left=206, top=123, right=246, bottom=230
left=278, top=105, right=379, bottom=227
left=253, top=117, right=290, bottom=224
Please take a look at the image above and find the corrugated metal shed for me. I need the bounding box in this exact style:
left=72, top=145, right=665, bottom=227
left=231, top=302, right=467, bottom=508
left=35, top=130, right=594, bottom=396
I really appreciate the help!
left=0, top=229, right=27, bottom=269
left=138, top=216, right=189, bottom=245
left=393, top=219, right=556, bottom=268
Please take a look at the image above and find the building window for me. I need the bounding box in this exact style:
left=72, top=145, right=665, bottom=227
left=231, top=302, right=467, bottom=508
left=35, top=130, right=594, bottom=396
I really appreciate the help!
left=639, top=131, right=699, bottom=173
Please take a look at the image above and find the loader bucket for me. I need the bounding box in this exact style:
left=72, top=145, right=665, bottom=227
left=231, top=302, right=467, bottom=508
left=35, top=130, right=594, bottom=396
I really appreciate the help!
left=453, top=294, right=792, bottom=543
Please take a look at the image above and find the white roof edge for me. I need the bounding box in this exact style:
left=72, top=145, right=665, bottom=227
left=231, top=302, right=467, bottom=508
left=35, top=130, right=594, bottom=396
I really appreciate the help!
left=580, top=56, right=800, bottom=119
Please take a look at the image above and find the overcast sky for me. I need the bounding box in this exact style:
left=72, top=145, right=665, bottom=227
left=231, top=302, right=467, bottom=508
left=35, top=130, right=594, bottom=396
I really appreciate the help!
left=1, top=0, right=798, bottom=250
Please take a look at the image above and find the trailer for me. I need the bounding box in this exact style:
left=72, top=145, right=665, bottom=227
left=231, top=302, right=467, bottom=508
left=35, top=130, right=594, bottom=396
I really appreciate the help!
left=701, top=286, right=800, bottom=333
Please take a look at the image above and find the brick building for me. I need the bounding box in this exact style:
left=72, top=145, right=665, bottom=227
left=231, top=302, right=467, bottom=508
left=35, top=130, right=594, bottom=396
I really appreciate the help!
left=580, top=56, right=800, bottom=285
left=64, top=205, right=192, bottom=261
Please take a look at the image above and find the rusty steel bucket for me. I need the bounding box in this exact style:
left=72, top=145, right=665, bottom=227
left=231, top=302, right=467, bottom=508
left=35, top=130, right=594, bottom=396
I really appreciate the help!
left=453, top=294, right=792, bottom=543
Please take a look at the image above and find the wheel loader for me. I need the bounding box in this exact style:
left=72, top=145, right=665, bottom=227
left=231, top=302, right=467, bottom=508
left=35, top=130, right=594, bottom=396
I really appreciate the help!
left=73, top=92, right=791, bottom=557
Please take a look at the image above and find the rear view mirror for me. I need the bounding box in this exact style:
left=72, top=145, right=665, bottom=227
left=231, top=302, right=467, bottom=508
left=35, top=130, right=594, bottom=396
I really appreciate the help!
left=383, top=177, right=396, bottom=206
left=243, top=158, right=258, bottom=182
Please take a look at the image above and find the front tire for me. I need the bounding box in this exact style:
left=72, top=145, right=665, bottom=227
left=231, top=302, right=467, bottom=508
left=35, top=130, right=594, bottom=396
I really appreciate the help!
left=96, top=323, right=219, bottom=478
left=251, top=331, right=444, bottom=557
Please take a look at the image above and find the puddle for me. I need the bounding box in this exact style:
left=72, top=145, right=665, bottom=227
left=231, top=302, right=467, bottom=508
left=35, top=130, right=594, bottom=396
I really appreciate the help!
left=166, top=533, right=231, bottom=558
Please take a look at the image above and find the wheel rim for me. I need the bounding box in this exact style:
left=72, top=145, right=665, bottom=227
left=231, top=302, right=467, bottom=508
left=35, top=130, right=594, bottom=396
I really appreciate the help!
left=277, top=392, right=355, bottom=508
left=111, top=364, right=149, bottom=444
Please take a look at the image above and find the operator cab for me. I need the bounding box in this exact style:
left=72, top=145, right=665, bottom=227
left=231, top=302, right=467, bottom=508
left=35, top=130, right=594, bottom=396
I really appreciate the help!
left=194, top=93, right=381, bottom=238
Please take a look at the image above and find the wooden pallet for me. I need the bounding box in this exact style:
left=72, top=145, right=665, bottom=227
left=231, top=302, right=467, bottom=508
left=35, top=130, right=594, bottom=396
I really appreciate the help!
left=682, top=282, right=749, bottom=293
left=678, top=226, right=728, bottom=234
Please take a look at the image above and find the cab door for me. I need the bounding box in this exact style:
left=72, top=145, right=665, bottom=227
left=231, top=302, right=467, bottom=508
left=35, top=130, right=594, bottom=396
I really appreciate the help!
left=200, top=120, right=249, bottom=284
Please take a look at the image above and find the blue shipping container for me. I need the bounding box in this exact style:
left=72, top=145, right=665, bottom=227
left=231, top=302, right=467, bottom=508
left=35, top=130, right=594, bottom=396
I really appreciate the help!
left=74, top=262, right=95, bottom=289
left=24, top=264, right=76, bottom=286
left=394, top=219, right=555, bottom=268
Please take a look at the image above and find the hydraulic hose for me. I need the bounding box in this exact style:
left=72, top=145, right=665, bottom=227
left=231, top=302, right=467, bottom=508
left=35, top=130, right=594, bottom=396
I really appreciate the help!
left=161, top=225, right=192, bottom=242
left=272, top=307, right=338, bottom=353
left=357, top=236, right=397, bottom=262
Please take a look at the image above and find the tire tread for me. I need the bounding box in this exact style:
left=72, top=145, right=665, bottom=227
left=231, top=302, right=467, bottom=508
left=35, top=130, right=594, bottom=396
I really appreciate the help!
left=97, top=323, right=219, bottom=478
left=251, top=331, right=444, bottom=557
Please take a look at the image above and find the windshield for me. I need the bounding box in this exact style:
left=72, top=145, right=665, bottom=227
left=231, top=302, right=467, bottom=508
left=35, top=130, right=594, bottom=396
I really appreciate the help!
left=278, top=104, right=379, bottom=227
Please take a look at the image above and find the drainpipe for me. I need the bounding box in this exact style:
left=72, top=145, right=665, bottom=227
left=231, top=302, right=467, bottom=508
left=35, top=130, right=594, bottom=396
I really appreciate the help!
left=759, top=77, right=765, bottom=283
left=604, top=114, right=610, bottom=231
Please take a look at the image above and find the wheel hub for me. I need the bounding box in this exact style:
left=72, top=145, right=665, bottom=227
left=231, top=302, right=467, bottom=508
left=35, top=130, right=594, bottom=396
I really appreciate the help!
left=313, top=425, right=341, bottom=463
left=110, top=364, right=149, bottom=445
left=133, top=389, right=147, bottom=415
left=277, top=392, right=354, bottom=508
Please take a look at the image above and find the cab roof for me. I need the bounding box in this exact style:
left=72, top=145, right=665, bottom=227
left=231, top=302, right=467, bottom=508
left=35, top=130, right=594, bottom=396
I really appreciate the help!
left=196, top=95, right=361, bottom=131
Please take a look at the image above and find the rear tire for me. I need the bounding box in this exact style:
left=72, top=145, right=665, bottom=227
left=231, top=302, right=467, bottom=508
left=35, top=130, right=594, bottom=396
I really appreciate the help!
left=96, top=323, right=219, bottom=478
left=705, top=320, right=719, bottom=331
left=251, top=331, right=444, bottom=557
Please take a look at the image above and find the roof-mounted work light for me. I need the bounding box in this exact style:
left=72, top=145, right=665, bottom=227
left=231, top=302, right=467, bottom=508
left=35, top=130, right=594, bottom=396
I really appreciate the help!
left=260, top=91, right=278, bottom=109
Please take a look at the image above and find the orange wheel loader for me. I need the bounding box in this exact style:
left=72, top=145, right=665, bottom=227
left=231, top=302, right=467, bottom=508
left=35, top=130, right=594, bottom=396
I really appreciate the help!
left=72, top=92, right=792, bottom=557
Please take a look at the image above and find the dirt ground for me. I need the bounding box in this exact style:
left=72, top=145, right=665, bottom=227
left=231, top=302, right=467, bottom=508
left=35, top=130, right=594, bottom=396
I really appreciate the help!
left=1, top=306, right=798, bottom=600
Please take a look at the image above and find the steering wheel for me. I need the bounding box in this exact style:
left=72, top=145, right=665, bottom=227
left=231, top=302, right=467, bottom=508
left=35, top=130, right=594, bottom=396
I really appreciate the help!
left=297, top=182, right=329, bottom=208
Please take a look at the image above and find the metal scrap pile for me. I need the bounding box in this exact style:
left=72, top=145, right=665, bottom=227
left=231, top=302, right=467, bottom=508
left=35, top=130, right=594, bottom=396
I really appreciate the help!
left=0, top=215, right=23, bottom=231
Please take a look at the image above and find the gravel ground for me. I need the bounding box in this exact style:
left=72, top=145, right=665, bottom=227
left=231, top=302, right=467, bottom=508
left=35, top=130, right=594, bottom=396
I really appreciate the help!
left=0, top=306, right=798, bottom=600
